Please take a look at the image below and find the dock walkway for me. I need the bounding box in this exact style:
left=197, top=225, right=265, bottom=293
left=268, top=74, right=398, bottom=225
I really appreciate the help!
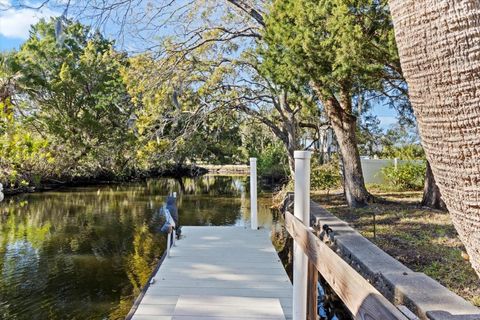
left=131, top=226, right=292, bottom=320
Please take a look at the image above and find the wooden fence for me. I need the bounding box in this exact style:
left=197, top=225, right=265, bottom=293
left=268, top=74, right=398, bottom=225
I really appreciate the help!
left=284, top=211, right=408, bottom=320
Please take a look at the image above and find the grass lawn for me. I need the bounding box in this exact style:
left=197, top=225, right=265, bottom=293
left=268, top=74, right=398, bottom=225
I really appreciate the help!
left=311, top=188, right=480, bottom=307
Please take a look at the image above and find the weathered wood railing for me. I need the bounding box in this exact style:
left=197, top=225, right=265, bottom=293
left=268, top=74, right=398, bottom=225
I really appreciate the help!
left=288, top=150, right=409, bottom=320
left=285, top=210, right=408, bottom=320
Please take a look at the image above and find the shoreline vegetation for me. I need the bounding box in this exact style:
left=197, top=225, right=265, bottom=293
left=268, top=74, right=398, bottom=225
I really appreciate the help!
left=2, top=163, right=288, bottom=199
left=0, top=163, right=286, bottom=197
left=199, top=164, right=250, bottom=175
left=1, top=164, right=209, bottom=197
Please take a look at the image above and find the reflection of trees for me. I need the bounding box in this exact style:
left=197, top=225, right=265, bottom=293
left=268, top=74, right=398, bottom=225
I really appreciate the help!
left=124, top=225, right=164, bottom=295
left=0, top=188, right=164, bottom=319
left=181, top=175, right=248, bottom=196
left=0, top=175, right=274, bottom=319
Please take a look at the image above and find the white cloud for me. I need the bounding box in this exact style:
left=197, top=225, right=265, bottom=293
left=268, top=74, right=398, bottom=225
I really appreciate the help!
left=0, top=0, right=10, bottom=10
left=0, top=6, right=58, bottom=39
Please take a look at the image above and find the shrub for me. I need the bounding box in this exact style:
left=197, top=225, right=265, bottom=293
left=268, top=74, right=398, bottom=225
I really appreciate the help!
left=311, top=162, right=341, bottom=192
left=256, top=143, right=289, bottom=178
left=381, top=161, right=426, bottom=191
left=381, top=144, right=425, bottom=160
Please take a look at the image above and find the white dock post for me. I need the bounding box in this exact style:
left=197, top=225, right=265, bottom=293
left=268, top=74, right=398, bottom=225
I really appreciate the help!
left=171, top=192, right=177, bottom=248
left=249, top=157, right=258, bottom=230
left=292, top=150, right=311, bottom=320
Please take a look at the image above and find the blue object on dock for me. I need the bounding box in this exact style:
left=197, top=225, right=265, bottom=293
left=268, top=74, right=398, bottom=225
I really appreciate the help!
left=153, top=196, right=178, bottom=234
left=159, top=207, right=175, bottom=233
left=165, top=196, right=178, bottom=225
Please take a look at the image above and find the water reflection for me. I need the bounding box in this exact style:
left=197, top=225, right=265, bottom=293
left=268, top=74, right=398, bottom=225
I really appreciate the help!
left=0, top=175, right=280, bottom=319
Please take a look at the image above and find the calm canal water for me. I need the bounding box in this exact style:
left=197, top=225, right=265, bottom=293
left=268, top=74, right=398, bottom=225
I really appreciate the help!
left=0, top=175, right=286, bottom=320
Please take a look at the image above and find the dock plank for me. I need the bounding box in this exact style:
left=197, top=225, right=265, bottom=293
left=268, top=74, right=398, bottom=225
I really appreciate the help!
left=131, top=226, right=292, bottom=320
left=173, top=295, right=285, bottom=319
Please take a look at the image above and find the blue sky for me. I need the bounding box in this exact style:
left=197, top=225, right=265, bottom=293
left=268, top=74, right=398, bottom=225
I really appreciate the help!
left=0, top=0, right=59, bottom=50
left=0, top=0, right=399, bottom=130
left=370, top=104, right=399, bottom=129
left=0, top=37, right=23, bottom=51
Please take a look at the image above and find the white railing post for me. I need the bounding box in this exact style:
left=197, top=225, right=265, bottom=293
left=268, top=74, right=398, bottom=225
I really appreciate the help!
left=293, top=150, right=311, bottom=320
left=249, top=157, right=258, bottom=230
left=171, top=192, right=177, bottom=248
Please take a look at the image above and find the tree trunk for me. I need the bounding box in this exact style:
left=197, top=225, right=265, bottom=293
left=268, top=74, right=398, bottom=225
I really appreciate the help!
left=421, top=161, right=447, bottom=210
left=389, top=0, right=480, bottom=276
left=284, top=114, right=298, bottom=178
left=286, top=143, right=295, bottom=178
left=323, top=96, right=371, bottom=208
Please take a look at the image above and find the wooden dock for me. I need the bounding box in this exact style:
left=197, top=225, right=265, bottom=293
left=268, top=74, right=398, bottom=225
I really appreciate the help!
left=131, top=226, right=292, bottom=320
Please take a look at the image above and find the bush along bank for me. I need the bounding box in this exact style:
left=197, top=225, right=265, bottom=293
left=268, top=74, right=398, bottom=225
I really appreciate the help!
left=0, top=163, right=208, bottom=197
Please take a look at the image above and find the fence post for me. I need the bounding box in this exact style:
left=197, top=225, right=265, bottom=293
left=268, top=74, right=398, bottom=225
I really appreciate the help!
left=249, top=157, right=258, bottom=230
left=293, top=150, right=311, bottom=320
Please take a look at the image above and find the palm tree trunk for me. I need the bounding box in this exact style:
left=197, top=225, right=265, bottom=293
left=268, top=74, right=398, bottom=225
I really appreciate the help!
left=389, top=0, right=480, bottom=276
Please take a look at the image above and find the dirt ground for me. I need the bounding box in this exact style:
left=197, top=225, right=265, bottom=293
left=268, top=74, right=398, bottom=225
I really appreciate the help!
left=311, top=189, right=480, bottom=307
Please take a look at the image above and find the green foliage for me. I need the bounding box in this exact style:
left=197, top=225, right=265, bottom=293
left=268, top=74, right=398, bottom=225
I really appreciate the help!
left=357, top=113, right=383, bottom=156
left=261, top=0, right=396, bottom=100
left=380, top=124, right=425, bottom=160
left=260, top=0, right=401, bottom=194
left=239, top=120, right=290, bottom=178
left=311, top=162, right=341, bottom=191
left=176, top=112, right=245, bottom=165
left=11, top=18, right=134, bottom=178
left=1, top=18, right=281, bottom=188
left=254, top=142, right=289, bottom=178
left=381, top=161, right=426, bottom=191
left=122, top=53, right=247, bottom=168
left=0, top=99, right=55, bottom=188
left=381, top=144, right=425, bottom=160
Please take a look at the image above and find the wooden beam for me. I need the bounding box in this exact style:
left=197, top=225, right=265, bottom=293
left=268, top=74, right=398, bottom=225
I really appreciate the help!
left=285, top=211, right=408, bottom=320
left=307, top=260, right=318, bottom=320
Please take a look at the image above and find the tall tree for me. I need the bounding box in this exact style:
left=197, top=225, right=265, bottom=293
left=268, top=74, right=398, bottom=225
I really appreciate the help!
left=21, top=0, right=324, bottom=177
left=389, top=0, right=480, bottom=276
left=123, top=53, right=247, bottom=168
left=12, top=18, right=135, bottom=177
left=261, top=0, right=400, bottom=207
left=0, top=54, right=19, bottom=107
left=198, top=51, right=320, bottom=176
